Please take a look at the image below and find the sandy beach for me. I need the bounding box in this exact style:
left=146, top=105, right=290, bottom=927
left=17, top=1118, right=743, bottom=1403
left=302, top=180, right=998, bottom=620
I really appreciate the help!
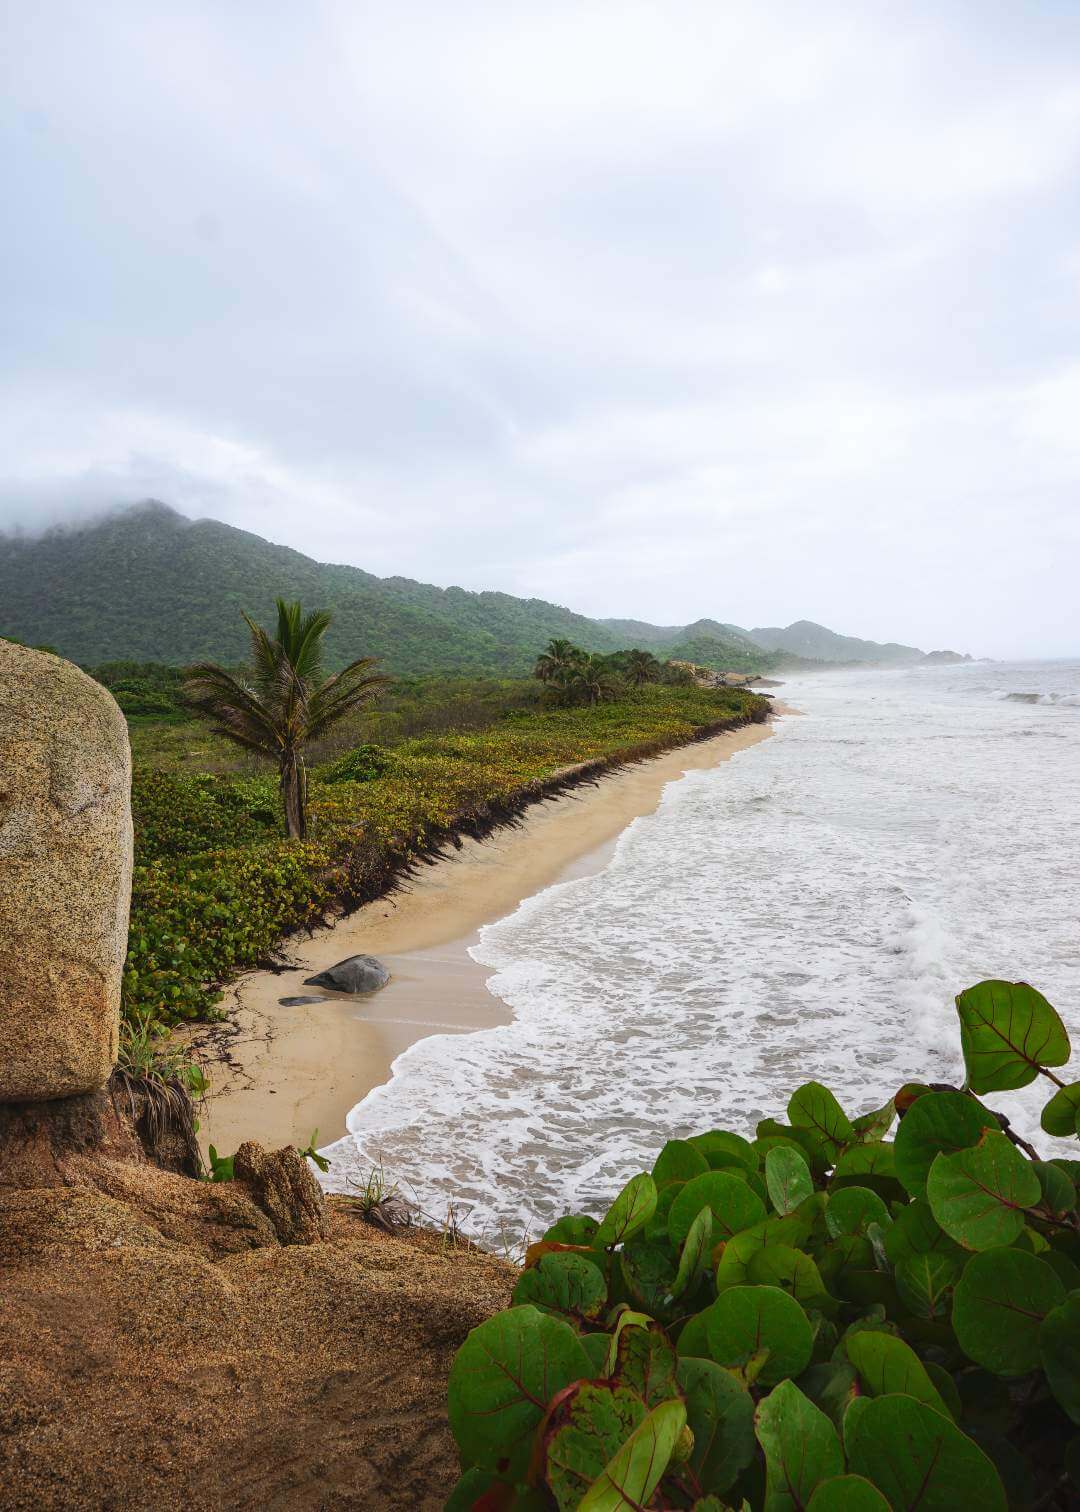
left=192, top=714, right=780, bottom=1156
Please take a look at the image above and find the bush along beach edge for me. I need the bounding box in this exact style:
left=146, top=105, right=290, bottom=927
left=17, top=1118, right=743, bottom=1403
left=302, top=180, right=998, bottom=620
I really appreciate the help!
left=446, top=980, right=1080, bottom=1510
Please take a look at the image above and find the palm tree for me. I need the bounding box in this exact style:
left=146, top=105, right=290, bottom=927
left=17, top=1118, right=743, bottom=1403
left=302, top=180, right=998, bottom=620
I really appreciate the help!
left=184, top=600, right=387, bottom=840
left=534, top=638, right=582, bottom=683
left=626, top=648, right=662, bottom=687
left=566, top=653, right=621, bottom=707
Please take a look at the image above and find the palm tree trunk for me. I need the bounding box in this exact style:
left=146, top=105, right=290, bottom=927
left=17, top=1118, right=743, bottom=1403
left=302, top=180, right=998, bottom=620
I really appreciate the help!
left=280, top=749, right=307, bottom=840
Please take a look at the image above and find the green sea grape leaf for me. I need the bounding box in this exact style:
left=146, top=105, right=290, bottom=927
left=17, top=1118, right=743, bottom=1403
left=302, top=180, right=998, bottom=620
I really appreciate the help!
left=955, top=979, right=1070, bottom=1093
left=924, top=1362, right=962, bottom=1422
left=883, top=1198, right=963, bottom=1265
left=746, top=1245, right=834, bottom=1313
left=926, top=1130, right=1041, bottom=1250
left=832, top=1142, right=896, bottom=1180
left=643, top=1181, right=682, bottom=1242
left=577, top=1396, right=686, bottom=1511
left=677, top=1304, right=716, bottom=1360
left=798, top=1362, right=859, bottom=1429
left=788, top=1083, right=855, bottom=1161
left=444, top=1467, right=503, bottom=1510
left=844, top=1330, right=952, bottom=1417
left=1033, top=1159, right=1077, bottom=1216
left=447, top=1305, right=592, bottom=1476
left=669, top=1172, right=766, bottom=1246
left=952, top=1248, right=1065, bottom=1376
left=825, top=1185, right=889, bottom=1238
left=715, top=1205, right=827, bottom=1287
left=894, top=1091, right=1000, bottom=1197
left=671, top=1206, right=713, bottom=1300
left=544, top=1382, right=648, bottom=1511
left=619, top=1241, right=677, bottom=1315
left=602, top=1311, right=654, bottom=1376
left=653, top=1139, right=709, bottom=1186
left=1045, top=1250, right=1080, bottom=1290
left=513, top=1252, right=608, bottom=1322
left=612, top=1322, right=679, bottom=1406
left=581, top=1332, right=612, bottom=1375
left=845, top=1393, right=1007, bottom=1511
left=543, top=1214, right=601, bottom=1247
left=1041, top=1082, right=1080, bottom=1137
left=894, top=1249, right=964, bottom=1319
left=754, top=1380, right=843, bottom=1512
left=806, top=1475, right=891, bottom=1511
left=705, top=1285, right=814, bottom=1387
left=677, top=1356, right=756, bottom=1496
left=852, top=1101, right=897, bottom=1143
left=816, top=1234, right=874, bottom=1292
left=690, top=1130, right=759, bottom=1172
left=765, top=1147, right=814, bottom=1216
left=1039, top=1293, right=1080, bottom=1424
left=594, top=1173, right=657, bottom=1249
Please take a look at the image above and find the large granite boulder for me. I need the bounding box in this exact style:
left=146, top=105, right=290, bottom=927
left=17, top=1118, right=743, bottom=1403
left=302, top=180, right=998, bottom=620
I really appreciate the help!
left=304, top=953, right=390, bottom=995
left=0, top=644, right=133, bottom=1100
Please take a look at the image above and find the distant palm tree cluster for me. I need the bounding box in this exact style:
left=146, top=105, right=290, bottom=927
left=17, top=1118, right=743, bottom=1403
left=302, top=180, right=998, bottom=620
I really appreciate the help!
left=533, top=638, right=690, bottom=706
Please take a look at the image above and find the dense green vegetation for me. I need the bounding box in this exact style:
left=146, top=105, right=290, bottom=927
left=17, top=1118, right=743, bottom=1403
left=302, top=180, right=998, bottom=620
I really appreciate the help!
left=123, top=683, right=768, bottom=1032
left=0, top=502, right=793, bottom=674
left=533, top=639, right=677, bottom=706
left=446, top=981, right=1080, bottom=1510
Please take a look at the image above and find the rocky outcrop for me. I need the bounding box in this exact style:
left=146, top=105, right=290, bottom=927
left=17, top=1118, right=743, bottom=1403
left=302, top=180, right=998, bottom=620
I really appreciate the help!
left=304, top=953, right=390, bottom=994
left=0, top=1180, right=514, bottom=1509
left=0, top=644, right=133, bottom=1100
left=233, top=1139, right=332, bottom=1245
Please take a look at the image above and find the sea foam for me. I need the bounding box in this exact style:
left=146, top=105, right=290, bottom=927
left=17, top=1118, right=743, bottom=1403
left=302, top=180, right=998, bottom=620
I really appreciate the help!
left=322, top=661, right=1080, bottom=1249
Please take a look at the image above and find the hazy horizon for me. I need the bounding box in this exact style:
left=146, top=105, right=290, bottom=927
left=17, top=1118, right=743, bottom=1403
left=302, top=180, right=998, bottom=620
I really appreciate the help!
left=5, top=3, right=1080, bottom=657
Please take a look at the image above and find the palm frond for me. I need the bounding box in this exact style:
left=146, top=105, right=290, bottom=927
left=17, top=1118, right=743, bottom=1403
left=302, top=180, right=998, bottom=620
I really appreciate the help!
left=184, top=662, right=282, bottom=756
left=304, top=659, right=388, bottom=741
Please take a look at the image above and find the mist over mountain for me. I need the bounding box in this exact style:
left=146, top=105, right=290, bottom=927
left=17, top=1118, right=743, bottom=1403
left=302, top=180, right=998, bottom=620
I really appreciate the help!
left=0, top=503, right=965, bottom=674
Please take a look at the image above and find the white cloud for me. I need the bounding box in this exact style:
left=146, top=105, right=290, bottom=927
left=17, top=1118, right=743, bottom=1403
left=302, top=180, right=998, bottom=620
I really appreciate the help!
left=2, top=0, right=1080, bottom=655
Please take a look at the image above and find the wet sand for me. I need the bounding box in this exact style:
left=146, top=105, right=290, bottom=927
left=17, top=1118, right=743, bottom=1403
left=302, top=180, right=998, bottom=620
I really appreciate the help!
left=192, top=716, right=781, bottom=1156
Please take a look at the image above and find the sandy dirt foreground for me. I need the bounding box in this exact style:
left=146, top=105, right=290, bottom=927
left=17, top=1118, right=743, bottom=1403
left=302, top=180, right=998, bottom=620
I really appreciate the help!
left=192, top=716, right=780, bottom=1157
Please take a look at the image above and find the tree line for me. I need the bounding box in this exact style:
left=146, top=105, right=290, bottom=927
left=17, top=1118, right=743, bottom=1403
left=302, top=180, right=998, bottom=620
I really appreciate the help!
left=533, top=638, right=694, bottom=706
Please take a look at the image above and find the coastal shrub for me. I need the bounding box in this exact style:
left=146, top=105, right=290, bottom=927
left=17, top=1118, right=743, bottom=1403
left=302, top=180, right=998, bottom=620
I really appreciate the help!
left=446, top=981, right=1080, bottom=1511
left=321, top=742, right=395, bottom=783
left=122, top=686, right=767, bottom=1030
left=132, top=770, right=280, bottom=859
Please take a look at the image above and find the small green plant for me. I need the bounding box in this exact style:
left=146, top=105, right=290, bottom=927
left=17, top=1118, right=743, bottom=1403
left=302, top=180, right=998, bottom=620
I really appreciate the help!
left=297, top=1130, right=331, bottom=1174
left=445, top=981, right=1080, bottom=1510
left=117, top=1011, right=207, bottom=1096
left=206, top=1144, right=235, bottom=1182
left=344, top=1162, right=411, bottom=1231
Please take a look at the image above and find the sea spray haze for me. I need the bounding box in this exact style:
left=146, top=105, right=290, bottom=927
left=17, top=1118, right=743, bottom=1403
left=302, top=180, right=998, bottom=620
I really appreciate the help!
left=323, top=661, right=1080, bottom=1247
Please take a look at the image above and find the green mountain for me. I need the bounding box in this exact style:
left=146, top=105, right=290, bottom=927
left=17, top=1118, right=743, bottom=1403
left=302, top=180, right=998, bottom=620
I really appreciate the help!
left=749, top=618, right=926, bottom=665
left=0, top=503, right=954, bottom=675
left=0, top=502, right=761, bottom=675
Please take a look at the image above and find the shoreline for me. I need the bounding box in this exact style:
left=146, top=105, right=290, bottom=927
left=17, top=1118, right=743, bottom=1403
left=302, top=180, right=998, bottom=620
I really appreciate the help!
left=192, top=712, right=783, bottom=1156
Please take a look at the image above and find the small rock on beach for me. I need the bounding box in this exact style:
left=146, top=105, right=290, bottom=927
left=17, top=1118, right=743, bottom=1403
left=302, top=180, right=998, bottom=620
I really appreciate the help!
left=304, top=954, right=391, bottom=995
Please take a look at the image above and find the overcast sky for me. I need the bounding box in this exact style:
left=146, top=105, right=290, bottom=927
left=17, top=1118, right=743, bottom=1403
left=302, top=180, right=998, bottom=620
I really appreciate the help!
left=3, top=2, right=1080, bottom=655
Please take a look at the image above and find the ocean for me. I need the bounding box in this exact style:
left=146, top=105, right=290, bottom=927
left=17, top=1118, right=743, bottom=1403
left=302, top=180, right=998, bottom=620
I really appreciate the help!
left=322, top=661, right=1080, bottom=1249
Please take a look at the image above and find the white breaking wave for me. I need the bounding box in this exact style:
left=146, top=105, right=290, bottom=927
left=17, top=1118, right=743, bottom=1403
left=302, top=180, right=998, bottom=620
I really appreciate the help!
left=322, top=660, right=1080, bottom=1250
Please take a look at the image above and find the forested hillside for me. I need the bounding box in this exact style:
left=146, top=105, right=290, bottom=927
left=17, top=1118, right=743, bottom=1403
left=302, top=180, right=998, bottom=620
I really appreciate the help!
left=0, top=502, right=957, bottom=673
left=0, top=503, right=783, bottom=674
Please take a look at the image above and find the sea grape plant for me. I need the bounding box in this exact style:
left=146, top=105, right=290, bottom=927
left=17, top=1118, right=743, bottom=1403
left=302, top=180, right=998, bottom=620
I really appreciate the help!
left=445, top=981, right=1080, bottom=1510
